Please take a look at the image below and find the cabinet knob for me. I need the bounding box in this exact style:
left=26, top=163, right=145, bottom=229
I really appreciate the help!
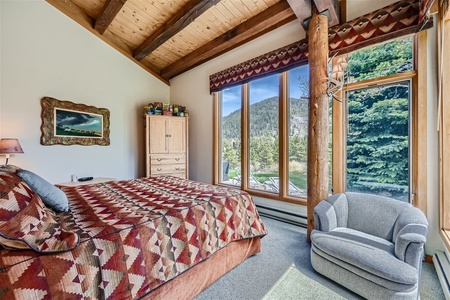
left=157, top=158, right=162, bottom=161
left=175, top=167, right=180, bottom=170
left=175, top=158, right=180, bottom=161
left=157, top=168, right=162, bottom=171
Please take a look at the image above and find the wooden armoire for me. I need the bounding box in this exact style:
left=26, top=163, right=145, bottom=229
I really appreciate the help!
left=145, top=115, right=189, bottom=179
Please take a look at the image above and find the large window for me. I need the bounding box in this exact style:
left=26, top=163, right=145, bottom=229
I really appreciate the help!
left=215, top=36, right=424, bottom=206
left=249, top=74, right=280, bottom=192
left=342, top=37, right=414, bottom=202
left=345, top=82, right=411, bottom=201
left=217, top=65, right=310, bottom=203
left=220, top=86, right=242, bottom=185
left=288, top=67, right=309, bottom=197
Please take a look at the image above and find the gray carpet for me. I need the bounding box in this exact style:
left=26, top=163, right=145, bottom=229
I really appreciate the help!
left=195, top=216, right=445, bottom=300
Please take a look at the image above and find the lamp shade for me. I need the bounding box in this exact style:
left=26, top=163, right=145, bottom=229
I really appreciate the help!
left=0, top=138, right=24, bottom=154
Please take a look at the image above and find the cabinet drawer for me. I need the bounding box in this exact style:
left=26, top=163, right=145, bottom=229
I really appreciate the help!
left=151, top=164, right=186, bottom=174
left=151, top=154, right=185, bottom=165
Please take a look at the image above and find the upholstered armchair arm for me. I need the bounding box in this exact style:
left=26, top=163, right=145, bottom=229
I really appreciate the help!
left=313, top=200, right=338, bottom=232
left=395, top=232, right=427, bottom=267
left=394, top=206, right=428, bottom=268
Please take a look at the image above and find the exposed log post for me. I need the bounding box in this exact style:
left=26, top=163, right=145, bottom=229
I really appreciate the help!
left=307, top=12, right=329, bottom=241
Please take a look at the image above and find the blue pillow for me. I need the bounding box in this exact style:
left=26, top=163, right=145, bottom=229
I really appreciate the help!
left=17, top=170, right=69, bottom=212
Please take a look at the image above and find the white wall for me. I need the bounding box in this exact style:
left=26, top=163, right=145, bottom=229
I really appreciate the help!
left=0, top=1, right=170, bottom=183
left=169, top=1, right=444, bottom=254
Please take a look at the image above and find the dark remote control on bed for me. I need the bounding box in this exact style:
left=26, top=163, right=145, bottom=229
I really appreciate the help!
left=78, top=177, right=94, bottom=182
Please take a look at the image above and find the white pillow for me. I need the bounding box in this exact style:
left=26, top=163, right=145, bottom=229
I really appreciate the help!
left=17, top=170, right=69, bottom=212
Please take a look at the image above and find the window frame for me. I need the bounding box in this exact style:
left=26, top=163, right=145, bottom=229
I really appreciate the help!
left=213, top=35, right=427, bottom=212
left=338, top=72, right=415, bottom=201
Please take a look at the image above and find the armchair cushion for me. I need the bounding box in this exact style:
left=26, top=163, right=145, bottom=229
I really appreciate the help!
left=312, top=228, right=417, bottom=288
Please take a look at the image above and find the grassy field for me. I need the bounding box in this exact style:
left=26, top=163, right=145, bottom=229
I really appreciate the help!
left=228, top=170, right=307, bottom=190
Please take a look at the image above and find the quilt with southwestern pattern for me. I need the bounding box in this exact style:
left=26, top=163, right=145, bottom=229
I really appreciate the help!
left=0, top=175, right=267, bottom=299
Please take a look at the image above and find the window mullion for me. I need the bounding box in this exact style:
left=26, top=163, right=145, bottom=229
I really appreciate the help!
left=279, top=72, right=289, bottom=197
left=241, top=84, right=249, bottom=190
left=332, top=56, right=346, bottom=194
left=212, top=92, right=220, bottom=184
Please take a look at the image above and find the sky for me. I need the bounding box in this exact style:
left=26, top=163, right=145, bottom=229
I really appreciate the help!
left=221, top=65, right=309, bottom=116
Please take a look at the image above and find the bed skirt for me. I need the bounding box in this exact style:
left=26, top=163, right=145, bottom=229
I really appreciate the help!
left=147, top=236, right=262, bottom=300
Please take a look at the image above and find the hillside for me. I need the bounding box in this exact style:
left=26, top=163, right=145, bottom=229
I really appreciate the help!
left=222, top=97, right=309, bottom=138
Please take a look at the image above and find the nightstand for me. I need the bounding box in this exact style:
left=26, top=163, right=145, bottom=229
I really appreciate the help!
left=55, top=177, right=116, bottom=188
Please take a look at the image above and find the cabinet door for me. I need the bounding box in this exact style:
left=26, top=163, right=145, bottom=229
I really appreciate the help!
left=149, top=117, right=168, bottom=153
left=168, top=118, right=186, bottom=153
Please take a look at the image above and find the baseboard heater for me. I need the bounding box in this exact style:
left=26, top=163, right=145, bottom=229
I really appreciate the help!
left=433, top=251, right=450, bottom=299
left=256, top=204, right=307, bottom=228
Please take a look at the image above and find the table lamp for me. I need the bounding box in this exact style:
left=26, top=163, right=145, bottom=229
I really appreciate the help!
left=0, top=138, right=24, bottom=165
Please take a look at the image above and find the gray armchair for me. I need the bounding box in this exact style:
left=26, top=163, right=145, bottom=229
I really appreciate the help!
left=310, top=192, right=428, bottom=299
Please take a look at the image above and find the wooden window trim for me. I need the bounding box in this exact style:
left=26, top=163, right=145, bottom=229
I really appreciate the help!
left=439, top=11, right=450, bottom=249
left=414, top=30, right=428, bottom=215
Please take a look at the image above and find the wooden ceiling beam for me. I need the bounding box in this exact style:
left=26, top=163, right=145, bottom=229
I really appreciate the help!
left=286, top=0, right=312, bottom=29
left=286, top=0, right=340, bottom=29
left=94, top=0, right=128, bottom=35
left=313, top=0, right=340, bottom=27
left=160, top=1, right=296, bottom=80
left=133, top=0, right=220, bottom=61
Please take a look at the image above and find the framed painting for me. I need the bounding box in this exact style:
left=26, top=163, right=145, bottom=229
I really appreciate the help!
left=40, top=97, right=110, bottom=146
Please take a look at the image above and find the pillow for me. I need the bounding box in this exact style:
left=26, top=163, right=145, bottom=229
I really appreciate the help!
left=0, top=169, right=79, bottom=253
left=0, top=164, right=22, bottom=173
left=17, top=169, right=69, bottom=212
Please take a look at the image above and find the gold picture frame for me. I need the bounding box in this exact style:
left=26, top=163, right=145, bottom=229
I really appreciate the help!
left=40, top=97, right=110, bottom=146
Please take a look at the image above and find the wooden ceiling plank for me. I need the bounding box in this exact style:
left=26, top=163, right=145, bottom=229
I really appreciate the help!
left=109, top=1, right=162, bottom=47
left=109, top=0, right=191, bottom=50
left=191, top=18, right=222, bottom=40
left=221, top=0, right=247, bottom=21
left=202, top=9, right=229, bottom=35
left=133, top=0, right=221, bottom=61
left=208, top=4, right=233, bottom=28
left=94, top=0, right=128, bottom=34
left=160, top=0, right=296, bottom=79
left=232, top=0, right=253, bottom=17
left=251, top=0, right=270, bottom=12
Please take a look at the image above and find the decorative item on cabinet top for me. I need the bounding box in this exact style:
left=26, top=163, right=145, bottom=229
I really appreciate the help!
left=144, top=102, right=189, bottom=117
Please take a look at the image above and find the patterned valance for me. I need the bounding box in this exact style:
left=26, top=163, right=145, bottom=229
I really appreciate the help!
left=210, top=0, right=433, bottom=94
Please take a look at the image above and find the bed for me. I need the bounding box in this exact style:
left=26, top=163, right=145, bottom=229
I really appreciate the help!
left=0, top=167, right=267, bottom=299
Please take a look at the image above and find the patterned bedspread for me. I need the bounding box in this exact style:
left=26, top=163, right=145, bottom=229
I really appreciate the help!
left=0, top=176, right=267, bottom=299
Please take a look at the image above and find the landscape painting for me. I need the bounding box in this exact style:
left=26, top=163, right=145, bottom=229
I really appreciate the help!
left=40, top=97, right=110, bottom=146
left=55, top=108, right=103, bottom=138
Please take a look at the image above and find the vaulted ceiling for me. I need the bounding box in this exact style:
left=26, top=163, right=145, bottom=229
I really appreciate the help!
left=46, top=0, right=341, bottom=84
